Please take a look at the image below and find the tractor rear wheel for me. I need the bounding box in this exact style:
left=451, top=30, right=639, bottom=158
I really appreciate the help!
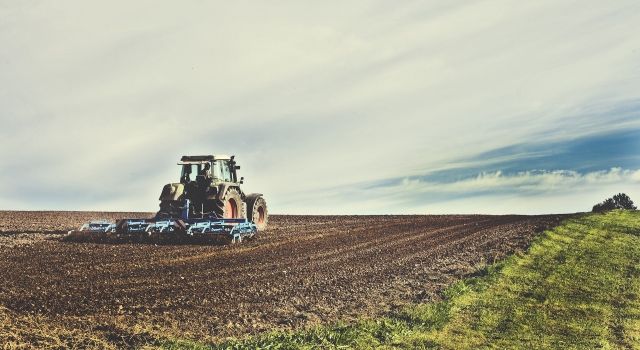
left=246, top=195, right=268, bottom=230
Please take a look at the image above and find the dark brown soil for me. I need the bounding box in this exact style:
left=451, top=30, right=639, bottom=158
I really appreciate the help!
left=0, top=211, right=568, bottom=344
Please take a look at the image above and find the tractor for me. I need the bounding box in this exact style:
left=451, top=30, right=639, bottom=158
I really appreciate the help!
left=157, top=155, right=268, bottom=230
left=66, top=155, right=268, bottom=244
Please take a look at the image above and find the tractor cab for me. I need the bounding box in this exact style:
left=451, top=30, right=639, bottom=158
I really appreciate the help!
left=178, top=155, right=241, bottom=185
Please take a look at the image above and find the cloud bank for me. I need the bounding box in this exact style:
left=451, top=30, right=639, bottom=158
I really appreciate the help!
left=285, top=167, right=640, bottom=214
left=397, top=168, right=640, bottom=195
left=1, top=1, right=639, bottom=213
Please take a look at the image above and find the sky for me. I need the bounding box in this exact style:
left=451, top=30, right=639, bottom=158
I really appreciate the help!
left=1, top=1, right=639, bottom=214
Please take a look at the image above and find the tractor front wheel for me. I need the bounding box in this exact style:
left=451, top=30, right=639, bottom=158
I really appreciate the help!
left=221, top=188, right=243, bottom=219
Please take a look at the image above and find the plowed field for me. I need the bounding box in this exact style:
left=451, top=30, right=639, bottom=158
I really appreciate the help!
left=0, top=211, right=567, bottom=346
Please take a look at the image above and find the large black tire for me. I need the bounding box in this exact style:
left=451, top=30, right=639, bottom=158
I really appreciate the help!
left=156, top=200, right=181, bottom=219
left=214, top=188, right=244, bottom=219
left=246, top=194, right=268, bottom=230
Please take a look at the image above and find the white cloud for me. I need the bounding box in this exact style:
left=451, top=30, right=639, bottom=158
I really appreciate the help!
left=0, top=1, right=639, bottom=212
left=281, top=168, right=640, bottom=215
left=392, top=168, right=640, bottom=194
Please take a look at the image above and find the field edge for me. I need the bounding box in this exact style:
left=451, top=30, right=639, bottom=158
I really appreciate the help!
left=154, top=210, right=640, bottom=349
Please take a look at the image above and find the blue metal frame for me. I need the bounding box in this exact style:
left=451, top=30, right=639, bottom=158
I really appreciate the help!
left=73, top=208, right=258, bottom=243
left=78, top=220, right=116, bottom=233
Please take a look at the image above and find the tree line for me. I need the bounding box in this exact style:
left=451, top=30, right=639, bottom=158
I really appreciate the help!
left=592, top=193, right=636, bottom=213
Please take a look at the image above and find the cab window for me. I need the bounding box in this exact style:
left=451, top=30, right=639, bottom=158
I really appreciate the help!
left=220, top=161, right=232, bottom=182
left=212, top=161, right=233, bottom=182
left=181, top=164, right=193, bottom=182
left=212, top=161, right=222, bottom=180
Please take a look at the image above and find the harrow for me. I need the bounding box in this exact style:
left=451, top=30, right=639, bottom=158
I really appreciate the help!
left=66, top=201, right=258, bottom=244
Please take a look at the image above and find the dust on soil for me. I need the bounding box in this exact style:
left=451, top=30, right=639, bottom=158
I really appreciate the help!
left=0, top=211, right=567, bottom=345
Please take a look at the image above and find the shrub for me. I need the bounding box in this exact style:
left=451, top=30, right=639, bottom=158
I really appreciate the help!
left=592, top=193, right=637, bottom=212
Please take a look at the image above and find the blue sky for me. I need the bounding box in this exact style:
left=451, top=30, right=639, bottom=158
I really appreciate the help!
left=1, top=1, right=639, bottom=214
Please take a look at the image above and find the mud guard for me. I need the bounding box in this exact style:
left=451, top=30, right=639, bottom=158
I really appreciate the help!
left=159, top=183, right=184, bottom=201
left=214, top=184, right=234, bottom=201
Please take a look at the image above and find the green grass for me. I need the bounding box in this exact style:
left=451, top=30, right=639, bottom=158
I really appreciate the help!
left=158, top=210, right=640, bottom=349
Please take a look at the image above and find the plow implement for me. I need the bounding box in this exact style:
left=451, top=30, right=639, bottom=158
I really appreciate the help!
left=65, top=216, right=258, bottom=244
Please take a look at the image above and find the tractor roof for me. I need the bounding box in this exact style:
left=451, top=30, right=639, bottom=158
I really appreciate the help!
left=180, top=155, right=232, bottom=162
